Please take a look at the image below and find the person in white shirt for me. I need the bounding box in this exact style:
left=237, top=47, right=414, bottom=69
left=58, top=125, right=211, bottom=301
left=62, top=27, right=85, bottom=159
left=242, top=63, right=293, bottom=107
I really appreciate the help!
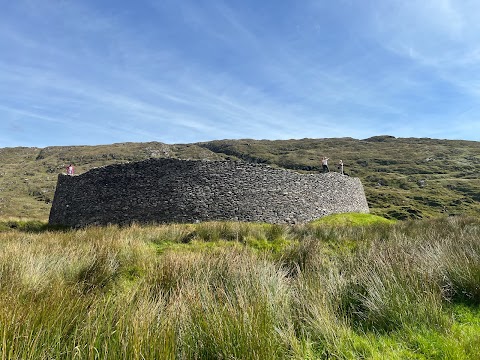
left=321, top=157, right=329, bottom=173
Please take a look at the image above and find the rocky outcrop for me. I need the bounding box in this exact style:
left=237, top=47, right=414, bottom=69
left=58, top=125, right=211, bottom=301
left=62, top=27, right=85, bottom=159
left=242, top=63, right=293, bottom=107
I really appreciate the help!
left=49, top=159, right=369, bottom=227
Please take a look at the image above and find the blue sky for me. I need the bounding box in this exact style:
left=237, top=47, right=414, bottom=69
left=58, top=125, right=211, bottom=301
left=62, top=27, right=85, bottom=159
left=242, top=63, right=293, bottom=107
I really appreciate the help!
left=1, top=0, right=480, bottom=147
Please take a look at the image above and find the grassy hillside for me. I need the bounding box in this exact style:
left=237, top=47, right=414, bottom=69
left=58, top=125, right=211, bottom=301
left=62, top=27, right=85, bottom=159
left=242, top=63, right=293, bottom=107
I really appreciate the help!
left=1, top=216, right=479, bottom=359
left=198, top=136, right=480, bottom=219
left=1, top=136, right=479, bottom=220
left=0, top=142, right=225, bottom=220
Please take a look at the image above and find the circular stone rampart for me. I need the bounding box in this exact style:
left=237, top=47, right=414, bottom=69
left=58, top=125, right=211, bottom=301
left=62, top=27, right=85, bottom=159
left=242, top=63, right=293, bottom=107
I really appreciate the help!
left=48, top=158, right=369, bottom=227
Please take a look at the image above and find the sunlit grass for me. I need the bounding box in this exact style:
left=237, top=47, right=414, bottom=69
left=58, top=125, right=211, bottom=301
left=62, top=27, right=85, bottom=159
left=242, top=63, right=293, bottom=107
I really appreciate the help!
left=311, top=212, right=396, bottom=226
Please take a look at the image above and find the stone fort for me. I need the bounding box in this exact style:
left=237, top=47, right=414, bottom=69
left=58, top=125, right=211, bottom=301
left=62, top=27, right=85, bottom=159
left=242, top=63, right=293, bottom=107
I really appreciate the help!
left=48, top=158, right=369, bottom=227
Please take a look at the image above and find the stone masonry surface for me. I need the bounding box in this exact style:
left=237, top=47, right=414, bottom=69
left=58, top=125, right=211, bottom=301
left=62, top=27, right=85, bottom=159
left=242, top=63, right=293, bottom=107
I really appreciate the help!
left=49, top=159, right=369, bottom=227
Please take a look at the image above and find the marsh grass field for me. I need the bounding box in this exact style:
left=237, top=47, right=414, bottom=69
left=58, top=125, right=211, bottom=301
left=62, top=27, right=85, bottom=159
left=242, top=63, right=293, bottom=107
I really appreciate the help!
left=1, top=214, right=480, bottom=359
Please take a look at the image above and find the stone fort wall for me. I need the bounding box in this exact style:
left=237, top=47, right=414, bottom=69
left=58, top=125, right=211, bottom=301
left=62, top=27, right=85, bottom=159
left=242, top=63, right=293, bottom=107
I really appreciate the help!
left=48, top=158, right=369, bottom=227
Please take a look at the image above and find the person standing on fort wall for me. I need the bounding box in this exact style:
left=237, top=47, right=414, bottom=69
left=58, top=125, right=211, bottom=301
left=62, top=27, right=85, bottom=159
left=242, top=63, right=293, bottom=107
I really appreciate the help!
left=66, top=164, right=75, bottom=175
left=338, top=160, right=344, bottom=175
left=321, top=157, right=329, bottom=173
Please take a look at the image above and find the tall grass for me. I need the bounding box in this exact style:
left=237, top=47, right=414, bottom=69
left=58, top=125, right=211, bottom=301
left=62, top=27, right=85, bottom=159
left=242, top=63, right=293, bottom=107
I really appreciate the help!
left=0, top=216, right=479, bottom=359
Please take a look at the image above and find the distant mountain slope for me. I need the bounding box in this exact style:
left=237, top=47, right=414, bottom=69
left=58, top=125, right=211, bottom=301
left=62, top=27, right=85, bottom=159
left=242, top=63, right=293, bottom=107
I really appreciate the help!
left=1, top=136, right=479, bottom=220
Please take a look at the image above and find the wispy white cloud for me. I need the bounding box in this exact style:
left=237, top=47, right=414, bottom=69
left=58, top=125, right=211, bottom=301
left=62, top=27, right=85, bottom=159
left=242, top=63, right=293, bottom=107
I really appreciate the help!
left=370, top=1, right=480, bottom=79
left=1, top=0, right=480, bottom=147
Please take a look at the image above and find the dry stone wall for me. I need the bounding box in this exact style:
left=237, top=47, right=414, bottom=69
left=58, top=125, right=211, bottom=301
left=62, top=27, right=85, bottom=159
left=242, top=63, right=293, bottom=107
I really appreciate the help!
left=48, top=159, right=369, bottom=227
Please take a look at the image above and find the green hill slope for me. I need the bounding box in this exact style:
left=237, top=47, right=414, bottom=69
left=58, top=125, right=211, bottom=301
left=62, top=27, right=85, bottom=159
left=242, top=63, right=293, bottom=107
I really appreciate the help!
left=1, top=136, right=479, bottom=220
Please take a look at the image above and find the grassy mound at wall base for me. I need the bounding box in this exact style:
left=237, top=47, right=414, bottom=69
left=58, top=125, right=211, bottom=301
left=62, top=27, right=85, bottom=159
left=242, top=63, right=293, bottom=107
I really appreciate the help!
left=311, top=213, right=396, bottom=226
